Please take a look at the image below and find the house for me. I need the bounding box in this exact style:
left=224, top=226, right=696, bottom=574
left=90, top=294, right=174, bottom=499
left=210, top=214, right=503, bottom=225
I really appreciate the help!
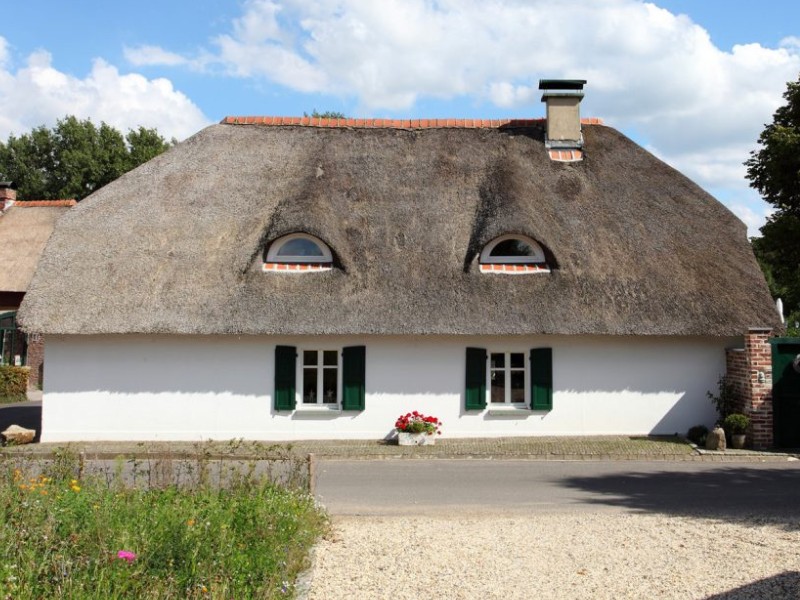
left=19, top=81, right=782, bottom=442
left=0, top=183, right=75, bottom=388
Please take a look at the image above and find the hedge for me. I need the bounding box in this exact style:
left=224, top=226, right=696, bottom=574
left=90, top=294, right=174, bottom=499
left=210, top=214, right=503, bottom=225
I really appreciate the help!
left=0, top=366, right=29, bottom=403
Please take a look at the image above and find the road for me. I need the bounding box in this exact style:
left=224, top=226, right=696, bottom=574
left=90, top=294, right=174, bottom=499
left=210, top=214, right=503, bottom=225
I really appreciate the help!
left=314, top=458, right=800, bottom=517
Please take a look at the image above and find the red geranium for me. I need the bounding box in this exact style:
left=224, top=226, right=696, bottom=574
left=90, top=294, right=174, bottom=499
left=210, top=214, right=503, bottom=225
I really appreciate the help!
left=394, top=412, right=442, bottom=435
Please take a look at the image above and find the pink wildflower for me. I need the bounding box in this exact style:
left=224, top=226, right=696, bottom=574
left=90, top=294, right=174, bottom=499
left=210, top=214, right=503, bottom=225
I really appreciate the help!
left=117, top=550, right=137, bottom=563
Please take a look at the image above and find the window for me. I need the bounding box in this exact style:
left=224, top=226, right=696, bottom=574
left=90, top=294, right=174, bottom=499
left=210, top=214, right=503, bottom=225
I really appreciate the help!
left=464, top=347, right=553, bottom=411
left=490, top=352, right=526, bottom=404
left=302, top=350, right=340, bottom=405
left=274, top=345, right=366, bottom=411
left=478, top=234, right=550, bottom=273
left=264, top=233, right=333, bottom=271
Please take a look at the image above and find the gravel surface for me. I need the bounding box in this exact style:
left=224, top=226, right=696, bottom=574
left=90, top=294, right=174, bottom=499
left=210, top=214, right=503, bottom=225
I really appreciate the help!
left=307, top=513, right=800, bottom=599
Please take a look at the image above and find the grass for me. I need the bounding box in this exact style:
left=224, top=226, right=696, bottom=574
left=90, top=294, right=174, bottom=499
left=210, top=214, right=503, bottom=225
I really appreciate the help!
left=0, top=451, right=328, bottom=599
left=0, top=393, right=27, bottom=405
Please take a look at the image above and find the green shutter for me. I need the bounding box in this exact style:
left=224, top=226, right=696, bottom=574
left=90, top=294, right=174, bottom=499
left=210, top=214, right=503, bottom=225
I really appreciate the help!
left=465, top=347, right=487, bottom=410
left=342, top=345, right=366, bottom=411
left=274, top=345, right=297, bottom=411
left=530, top=347, right=553, bottom=411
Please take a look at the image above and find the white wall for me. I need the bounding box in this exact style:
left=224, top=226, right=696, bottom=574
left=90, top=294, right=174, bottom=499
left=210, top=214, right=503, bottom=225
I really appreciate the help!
left=41, top=334, right=736, bottom=442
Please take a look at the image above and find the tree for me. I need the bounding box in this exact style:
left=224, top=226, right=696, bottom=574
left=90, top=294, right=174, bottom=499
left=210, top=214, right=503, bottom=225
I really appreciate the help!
left=304, top=109, right=347, bottom=119
left=745, top=75, right=800, bottom=334
left=0, top=116, right=172, bottom=201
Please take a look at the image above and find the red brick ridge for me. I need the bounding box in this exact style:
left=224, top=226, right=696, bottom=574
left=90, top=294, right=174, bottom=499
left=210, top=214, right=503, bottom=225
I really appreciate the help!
left=13, top=199, right=77, bottom=207
left=222, top=116, right=603, bottom=129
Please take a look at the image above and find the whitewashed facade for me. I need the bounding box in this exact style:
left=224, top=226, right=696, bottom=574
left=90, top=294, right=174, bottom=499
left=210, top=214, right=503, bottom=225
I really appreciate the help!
left=41, top=334, right=736, bottom=442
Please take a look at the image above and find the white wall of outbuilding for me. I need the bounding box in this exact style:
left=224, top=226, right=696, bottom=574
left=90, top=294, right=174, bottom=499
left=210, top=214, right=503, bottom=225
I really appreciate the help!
left=40, top=334, right=736, bottom=442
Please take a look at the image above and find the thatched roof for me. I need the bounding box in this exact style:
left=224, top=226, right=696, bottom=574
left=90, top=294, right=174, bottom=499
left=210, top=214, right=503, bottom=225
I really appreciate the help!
left=19, top=118, right=781, bottom=336
left=0, top=201, right=74, bottom=292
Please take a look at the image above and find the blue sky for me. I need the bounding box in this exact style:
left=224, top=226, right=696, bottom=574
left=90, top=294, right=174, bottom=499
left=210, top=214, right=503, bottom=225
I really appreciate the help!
left=2, top=1, right=799, bottom=235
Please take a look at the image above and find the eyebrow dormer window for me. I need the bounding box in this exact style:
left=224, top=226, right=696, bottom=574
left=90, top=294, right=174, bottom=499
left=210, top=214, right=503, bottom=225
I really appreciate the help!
left=479, top=234, right=550, bottom=274
left=264, top=233, right=333, bottom=272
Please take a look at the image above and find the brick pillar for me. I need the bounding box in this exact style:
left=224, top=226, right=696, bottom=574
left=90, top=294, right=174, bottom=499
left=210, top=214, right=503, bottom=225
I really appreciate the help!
left=744, top=328, right=773, bottom=448
left=25, top=333, right=44, bottom=389
left=725, top=328, right=773, bottom=448
left=0, top=182, right=16, bottom=210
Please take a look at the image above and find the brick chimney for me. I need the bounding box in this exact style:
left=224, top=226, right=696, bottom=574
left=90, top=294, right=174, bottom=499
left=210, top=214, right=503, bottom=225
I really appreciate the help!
left=539, top=79, right=587, bottom=149
left=0, top=182, right=17, bottom=210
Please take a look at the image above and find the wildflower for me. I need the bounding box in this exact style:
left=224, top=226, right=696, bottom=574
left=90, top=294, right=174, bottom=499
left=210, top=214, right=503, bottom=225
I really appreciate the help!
left=116, top=550, right=137, bottom=563
left=70, top=484, right=81, bottom=493
left=13, top=469, right=21, bottom=480
left=201, top=585, right=208, bottom=593
left=187, top=519, right=195, bottom=527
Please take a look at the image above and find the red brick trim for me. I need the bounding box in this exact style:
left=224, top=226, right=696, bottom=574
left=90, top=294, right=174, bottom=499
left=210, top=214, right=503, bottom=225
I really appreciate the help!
left=479, top=264, right=550, bottom=274
left=222, top=116, right=603, bottom=129
left=548, top=149, right=583, bottom=162
left=263, top=262, right=332, bottom=272
left=14, top=199, right=77, bottom=207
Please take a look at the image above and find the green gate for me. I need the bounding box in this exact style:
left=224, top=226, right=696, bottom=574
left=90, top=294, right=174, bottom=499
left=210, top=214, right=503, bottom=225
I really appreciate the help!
left=771, top=337, right=800, bottom=448
left=0, top=311, right=27, bottom=366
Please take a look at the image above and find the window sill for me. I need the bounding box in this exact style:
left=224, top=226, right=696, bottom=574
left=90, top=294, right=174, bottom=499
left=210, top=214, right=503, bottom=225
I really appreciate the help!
left=487, top=406, right=533, bottom=417
left=294, top=405, right=342, bottom=416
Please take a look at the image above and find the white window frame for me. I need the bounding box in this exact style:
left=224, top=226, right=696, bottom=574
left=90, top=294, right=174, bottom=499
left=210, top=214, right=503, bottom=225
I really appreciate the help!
left=479, top=234, right=546, bottom=264
left=487, top=350, right=529, bottom=407
left=266, top=233, right=333, bottom=264
left=296, top=347, right=342, bottom=410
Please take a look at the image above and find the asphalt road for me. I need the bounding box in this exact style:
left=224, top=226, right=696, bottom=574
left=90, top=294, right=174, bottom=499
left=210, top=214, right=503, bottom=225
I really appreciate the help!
left=314, top=459, right=800, bottom=518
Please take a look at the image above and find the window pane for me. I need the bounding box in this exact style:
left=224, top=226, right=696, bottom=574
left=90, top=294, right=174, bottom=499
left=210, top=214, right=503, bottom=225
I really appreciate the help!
left=323, top=368, right=338, bottom=404
left=491, top=353, right=505, bottom=369
left=510, top=370, right=525, bottom=403
left=303, top=368, right=318, bottom=403
left=491, top=369, right=505, bottom=403
left=277, top=238, right=324, bottom=257
left=303, top=350, right=317, bottom=366
left=510, top=353, right=524, bottom=368
left=490, top=239, right=535, bottom=257
left=323, top=350, right=338, bottom=366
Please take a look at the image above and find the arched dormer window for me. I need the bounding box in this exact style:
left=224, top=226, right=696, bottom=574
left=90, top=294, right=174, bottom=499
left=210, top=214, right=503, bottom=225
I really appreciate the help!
left=264, top=233, right=333, bottom=272
left=479, top=234, right=550, bottom=274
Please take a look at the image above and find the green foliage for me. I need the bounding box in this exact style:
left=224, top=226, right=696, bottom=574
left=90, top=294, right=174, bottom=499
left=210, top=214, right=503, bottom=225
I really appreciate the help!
left=0, top=116, right=172, bottom=201
left=751, top=213, right=800, bottom=333
left=0, top=454, right=327, bottom=598
left=0, top=366, right=28, bottom=404
left=686, top=425, right=709, bottom=446
left=707, top=375, right=739, bottom=423
left=304, top=109, right=347, bottom=119
left=746, top=76, right=800, bottom=325
left=722, top=413, right=750, bottom=435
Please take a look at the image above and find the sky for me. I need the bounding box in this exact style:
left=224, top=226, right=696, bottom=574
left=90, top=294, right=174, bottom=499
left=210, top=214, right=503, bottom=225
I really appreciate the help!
left=2, top=1, right=799, bottom=236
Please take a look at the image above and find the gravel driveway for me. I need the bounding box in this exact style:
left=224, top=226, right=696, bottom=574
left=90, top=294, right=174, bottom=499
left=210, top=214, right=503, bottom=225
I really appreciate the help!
left=306, top=513, right=800, bottom=599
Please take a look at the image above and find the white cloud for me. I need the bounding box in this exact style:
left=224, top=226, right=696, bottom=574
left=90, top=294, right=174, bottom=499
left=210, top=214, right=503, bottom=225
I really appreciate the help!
left=123, top=45, right=191, bottom=67
left=0, top=39, right=210, bottom=141
left=139, top=0, right=799, bottom=206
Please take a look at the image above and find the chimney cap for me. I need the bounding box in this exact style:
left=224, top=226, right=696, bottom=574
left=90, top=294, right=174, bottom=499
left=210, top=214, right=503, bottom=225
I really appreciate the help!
left=538, top=79, right=587, bottom=91
left=0, top=181, right=17, bottom=190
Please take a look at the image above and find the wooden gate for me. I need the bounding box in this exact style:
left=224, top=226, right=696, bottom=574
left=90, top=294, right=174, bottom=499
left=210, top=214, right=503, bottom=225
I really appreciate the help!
left=771, top=337, right=800, bottom=448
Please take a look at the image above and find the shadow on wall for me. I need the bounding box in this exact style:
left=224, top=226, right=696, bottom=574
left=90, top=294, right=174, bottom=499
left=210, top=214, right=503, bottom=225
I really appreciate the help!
left=560, top=465, right=800, bottom=531
left=0, top=403, right=42, bottom=443
left=703, top=572, right=800, bottom=599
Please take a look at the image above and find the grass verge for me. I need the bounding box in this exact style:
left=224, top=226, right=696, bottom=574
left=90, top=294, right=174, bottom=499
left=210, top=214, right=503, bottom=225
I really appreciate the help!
left=0, top=450, right=327, bottom=599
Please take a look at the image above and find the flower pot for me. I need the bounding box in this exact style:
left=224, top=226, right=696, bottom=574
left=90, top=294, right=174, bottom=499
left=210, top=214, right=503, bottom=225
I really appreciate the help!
left=731, top=433, right=746, bottom=449
left=397, top=431, right=436, bottom=446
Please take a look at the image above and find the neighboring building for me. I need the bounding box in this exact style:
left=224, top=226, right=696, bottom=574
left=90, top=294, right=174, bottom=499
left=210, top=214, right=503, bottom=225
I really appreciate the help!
left=19, top=82, right=781, bottom=442
left=0, top=183, right=75, bottom=388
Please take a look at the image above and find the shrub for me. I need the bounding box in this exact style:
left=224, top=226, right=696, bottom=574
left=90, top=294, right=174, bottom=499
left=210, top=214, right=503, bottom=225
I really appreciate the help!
left=707, top=375, right=738, bottom=422
left=722, top=413, right=750, bottom=435
left=686, top=425, right=709, bottom=446
left=0, top=366, right=28, bottom=404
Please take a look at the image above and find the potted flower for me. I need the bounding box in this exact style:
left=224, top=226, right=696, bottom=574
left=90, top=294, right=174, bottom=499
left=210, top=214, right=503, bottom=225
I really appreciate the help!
left=395, top=411, right=442, bottom=446
left=722, top=413, right=750, bottom=449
